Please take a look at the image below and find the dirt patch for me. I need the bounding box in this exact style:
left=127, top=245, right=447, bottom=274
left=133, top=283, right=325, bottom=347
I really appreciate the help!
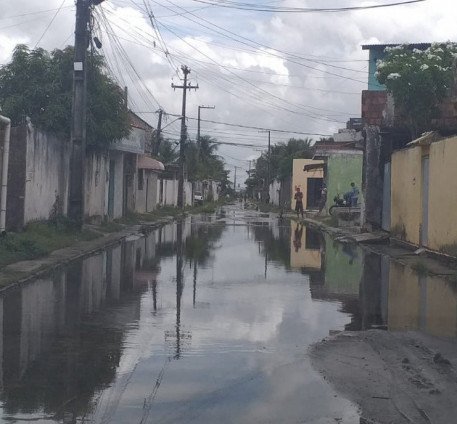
left=310, top=330, right=457, bottom=424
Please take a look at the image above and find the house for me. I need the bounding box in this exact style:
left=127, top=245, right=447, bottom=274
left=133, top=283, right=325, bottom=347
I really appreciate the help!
left=390, top=132, right=457, bottom=252
left=136, top=155, right=164, bottom=213
left=361, top=42, right=457, bottom=230
left=4, top=110, right=164, bottom=230
left=312, top=137, right=364, bottom=215
left=291, top=159, right=324, bottom=211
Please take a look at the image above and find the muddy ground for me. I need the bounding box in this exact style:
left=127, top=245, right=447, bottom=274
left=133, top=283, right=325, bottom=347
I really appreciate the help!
left=311, top=330, right=457, bottom=423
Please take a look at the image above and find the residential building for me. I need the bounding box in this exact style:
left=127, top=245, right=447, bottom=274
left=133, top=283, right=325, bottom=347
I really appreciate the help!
left=291, top=159, right=324, bottom=211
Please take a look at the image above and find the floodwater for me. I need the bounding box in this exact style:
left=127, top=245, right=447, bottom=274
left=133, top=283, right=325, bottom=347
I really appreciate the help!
left=1, top=204, right=457, bottom=423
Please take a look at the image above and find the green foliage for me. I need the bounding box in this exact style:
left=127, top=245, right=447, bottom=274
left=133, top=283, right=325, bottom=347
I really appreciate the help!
left=0, top=44, right=130, bottom=147
left=157, top=138, right=179, bottom=164
left=246, top=137, right=314, bottom=196
left=376, top=43, right=457, bottom=137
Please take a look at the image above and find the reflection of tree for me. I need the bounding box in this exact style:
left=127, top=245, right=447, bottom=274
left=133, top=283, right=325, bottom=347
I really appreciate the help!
left=184, top=222, right=225, bottom=267
left=252, top=222, right=291, bottom=269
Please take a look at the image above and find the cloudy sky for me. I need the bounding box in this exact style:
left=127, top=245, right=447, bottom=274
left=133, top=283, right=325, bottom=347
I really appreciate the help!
left=1, top=0, right=456, bottom=181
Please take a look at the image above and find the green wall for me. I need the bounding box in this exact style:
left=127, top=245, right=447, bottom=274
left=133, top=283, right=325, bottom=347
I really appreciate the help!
left=326, top=153, right=363, bottom=208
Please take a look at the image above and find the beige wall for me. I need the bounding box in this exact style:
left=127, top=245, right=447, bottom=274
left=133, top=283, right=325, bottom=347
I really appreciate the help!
left=291, top=159, right=324, bottom=210
left=428, top=136, right=457, bottom=250
left=391, top=146, right=422, bottom=245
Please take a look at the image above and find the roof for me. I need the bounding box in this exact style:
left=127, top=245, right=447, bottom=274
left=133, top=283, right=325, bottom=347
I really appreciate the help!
left=137, top=155, right=165, bottom=171
left=406, top=131, right=443, bottom=147
left=361, top=42, right=431, bottom=50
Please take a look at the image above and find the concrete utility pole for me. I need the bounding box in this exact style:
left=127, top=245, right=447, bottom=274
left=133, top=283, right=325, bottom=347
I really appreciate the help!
left=234, top=166, right=238, bottom=193
left=197, top=105, right=215, bottom=144
left=155, top=108, right=163, bottom=155
left=172, top=65, right=198, bottom=208
left=259, top=130, right=271, bottom=201
left=69, top=0, right=104, bottom=224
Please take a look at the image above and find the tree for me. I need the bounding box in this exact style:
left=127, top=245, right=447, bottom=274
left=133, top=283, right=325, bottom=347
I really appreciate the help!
left=0, top=44, right=130, bottom=147
left=157, top=138, right=179, bottom=164
left=376, top=43, right=457, bottom=138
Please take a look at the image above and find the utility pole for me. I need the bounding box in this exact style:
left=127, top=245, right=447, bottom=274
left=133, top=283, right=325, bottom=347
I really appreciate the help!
left=69, top=0, right=104, bottom=224
left=155, top=109, right=163, bottom=155
left=234, top=166, right=238, bottom=193
left=259, top=130, right=271, bottom=202
left=197, top=105, right=215, bottom=144
left=172, top=66, right=198, bottom=208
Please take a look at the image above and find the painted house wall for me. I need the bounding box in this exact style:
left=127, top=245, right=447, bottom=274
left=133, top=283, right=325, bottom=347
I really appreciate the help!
left=291, top=159, right=324, bottom=210
left=85, top=151, right=109, bottom=221
left=109, top=151, right=124, bottom=219
left=136, top=171, right=159, bottom=213
left=367, top=49, right=386, bottom=91
left=391, top=146, right=422, bottom=246
left=326, top=153, right=363, bottom=209
left=428, top=136, right=457, bottom=251
left=23, top=127, right=71, bottom=225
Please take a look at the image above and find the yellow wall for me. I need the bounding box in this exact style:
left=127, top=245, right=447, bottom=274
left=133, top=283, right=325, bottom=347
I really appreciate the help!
left=291, top=159, right=324, bottom=210
left=428, top=136, right=457, bottom=250
left=391, top=146, right=422, bottom=245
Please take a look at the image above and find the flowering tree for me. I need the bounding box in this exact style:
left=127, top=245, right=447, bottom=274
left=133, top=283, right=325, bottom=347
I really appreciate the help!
left=376, top=43, right=457, bottom=138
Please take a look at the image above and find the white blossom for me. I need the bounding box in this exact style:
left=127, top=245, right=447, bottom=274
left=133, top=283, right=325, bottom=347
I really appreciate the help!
left=387, top=73, right=401, bottom=80
left=420, top=64, right=429, bottom=71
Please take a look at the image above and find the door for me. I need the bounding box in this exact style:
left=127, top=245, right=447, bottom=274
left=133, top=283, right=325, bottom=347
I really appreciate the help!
left=306, top=178, right=323, bottom=209
left=108, top=160, right=115, bottom=218
left=421, top=156, right=429, bottom=246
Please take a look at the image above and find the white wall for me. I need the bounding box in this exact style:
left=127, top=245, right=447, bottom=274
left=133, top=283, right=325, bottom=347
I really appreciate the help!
left=84, top=151, right=109, bottom=221
left=23, top=127, right=70, bottom=224
left=269, top=180, right=281, bottom=205
left=110, top=151, right=124, bottom=219
left=136, top=171, right=159, bottom=213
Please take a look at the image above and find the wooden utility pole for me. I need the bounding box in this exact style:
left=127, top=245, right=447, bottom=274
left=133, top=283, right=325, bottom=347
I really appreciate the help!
left=172, top=66, right=198, bottom=208
left=197, top=105, right=215, bottom=144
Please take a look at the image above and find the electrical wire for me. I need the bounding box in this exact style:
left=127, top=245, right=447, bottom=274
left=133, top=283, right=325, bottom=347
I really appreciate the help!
left=34, top=0, right=68, bottom=48
left=189, top=0, right=426, bottom=13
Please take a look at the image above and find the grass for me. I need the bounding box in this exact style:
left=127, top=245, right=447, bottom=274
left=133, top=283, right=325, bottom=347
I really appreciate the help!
left=411, top=260, right=430, bottom=276
left=0, top=219, right=99, bottom=268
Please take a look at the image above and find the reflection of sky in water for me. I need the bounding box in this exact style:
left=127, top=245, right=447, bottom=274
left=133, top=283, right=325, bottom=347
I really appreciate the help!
left=89, top=223, right=359, bottom=424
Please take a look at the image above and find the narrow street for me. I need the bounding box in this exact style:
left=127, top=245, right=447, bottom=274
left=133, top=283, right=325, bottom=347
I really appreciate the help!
left=1, top=204, right=457, bottom=423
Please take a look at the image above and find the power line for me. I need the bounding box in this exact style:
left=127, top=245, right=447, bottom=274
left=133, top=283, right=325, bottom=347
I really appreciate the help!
left=135, top=112, right=331, bottom=136
left=189, top=0, right=426, bottom=13
left=34, top=0, right=67, bottom=48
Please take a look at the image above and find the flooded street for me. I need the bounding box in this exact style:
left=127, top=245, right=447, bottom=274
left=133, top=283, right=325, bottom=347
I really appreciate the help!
left=1, top=204, right=457, bottom=423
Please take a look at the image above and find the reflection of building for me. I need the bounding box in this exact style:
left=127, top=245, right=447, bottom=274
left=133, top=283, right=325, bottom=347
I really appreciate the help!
left=290, top=222, right=322, bottom=270
left=388, top=262, right=457, bottom=338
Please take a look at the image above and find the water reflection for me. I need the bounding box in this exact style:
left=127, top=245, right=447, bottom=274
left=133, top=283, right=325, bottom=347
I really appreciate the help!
left=2, top=209, right=457, bottom=422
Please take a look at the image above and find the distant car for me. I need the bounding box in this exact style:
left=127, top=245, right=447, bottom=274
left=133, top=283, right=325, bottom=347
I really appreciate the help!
left=194, top=191, right=203, bottom=205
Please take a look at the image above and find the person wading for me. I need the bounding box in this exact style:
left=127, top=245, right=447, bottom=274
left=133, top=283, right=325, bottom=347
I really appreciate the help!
left=294, top=187, right=304, bottom=219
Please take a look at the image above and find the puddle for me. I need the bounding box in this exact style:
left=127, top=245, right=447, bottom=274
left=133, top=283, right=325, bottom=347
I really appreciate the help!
left=1, top=204, right=456, bottom=422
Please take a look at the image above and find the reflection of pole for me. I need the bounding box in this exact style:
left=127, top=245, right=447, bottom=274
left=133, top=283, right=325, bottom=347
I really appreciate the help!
left=152, top=280, right=157, bottom=312
left=193, top=261, right=197, bottom=307
left=175, top=221, right=184, bottom=359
